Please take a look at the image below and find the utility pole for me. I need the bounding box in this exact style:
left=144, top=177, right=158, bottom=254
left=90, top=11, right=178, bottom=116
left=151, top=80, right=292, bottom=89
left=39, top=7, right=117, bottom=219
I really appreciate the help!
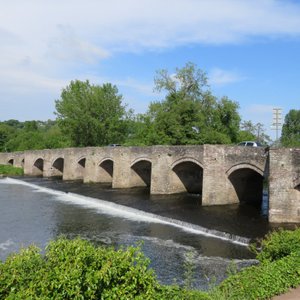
left=271, top=108, right=283, bottom=142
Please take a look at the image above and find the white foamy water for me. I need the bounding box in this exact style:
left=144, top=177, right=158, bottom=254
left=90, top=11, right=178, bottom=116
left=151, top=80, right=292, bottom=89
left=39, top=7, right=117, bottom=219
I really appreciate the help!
left=0, top=239, right=15, bottom=251
left=0, top=177, right=250, bottom=246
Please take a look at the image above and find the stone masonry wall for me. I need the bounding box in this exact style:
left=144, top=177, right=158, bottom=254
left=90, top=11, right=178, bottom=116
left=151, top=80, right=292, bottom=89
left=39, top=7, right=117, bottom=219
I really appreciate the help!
left=269, top=148, right=300, bottom=223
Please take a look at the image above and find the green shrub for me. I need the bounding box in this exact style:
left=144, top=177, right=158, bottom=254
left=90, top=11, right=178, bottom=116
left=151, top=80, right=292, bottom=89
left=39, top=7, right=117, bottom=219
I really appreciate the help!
left=210, top=229, right=300, bottom=299
left=0, top=237, right=211, bottom=300
left=255, top=228, right=300, bottom=262
left=213, top=251, right=300, bottom=300
left=0, top=164, right=23, bottom=176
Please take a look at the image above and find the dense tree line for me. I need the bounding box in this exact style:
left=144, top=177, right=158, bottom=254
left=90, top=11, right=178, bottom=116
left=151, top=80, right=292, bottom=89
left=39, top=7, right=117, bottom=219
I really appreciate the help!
left=281, top=109, right=300, bottom=147
left=2, top=62, right=296, bottom=153
left=0, top=120, right=71, bottom=152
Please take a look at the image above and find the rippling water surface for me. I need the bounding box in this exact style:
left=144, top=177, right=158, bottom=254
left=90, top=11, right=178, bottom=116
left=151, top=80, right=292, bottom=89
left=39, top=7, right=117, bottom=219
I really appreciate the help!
left=0, top=176, right=285, bottom=289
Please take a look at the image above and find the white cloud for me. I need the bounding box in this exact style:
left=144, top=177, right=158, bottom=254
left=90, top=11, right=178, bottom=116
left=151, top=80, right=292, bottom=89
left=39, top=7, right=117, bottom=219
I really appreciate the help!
left=1, top=0, right=300, bottom=120
left=209, top=68, right=246, bottom=86
left=47, top=25, right=110, bottom=64
left=2, top=0, right=300, bottom=70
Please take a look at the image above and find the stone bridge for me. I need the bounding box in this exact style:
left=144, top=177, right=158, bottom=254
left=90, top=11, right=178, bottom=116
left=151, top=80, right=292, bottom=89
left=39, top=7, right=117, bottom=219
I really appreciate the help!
left=0, top=145, right=299, bottom=223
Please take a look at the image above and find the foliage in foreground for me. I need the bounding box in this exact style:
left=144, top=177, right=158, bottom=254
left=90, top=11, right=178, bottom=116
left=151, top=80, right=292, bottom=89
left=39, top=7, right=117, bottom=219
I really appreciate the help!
left=0, top=164, right=23, bottom=176
left=2, top=230, right=300, bottom=299
left=255, top=227, right=300, bottom=263
left=212, top=228, right=300, bottom=299
left=0, top=237, right=209, bottom=300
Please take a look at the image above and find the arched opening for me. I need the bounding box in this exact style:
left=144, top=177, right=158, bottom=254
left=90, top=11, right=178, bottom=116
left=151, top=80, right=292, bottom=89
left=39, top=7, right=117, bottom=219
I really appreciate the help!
left=77, top=157, right=86, bottom=180
left=228, top=168, right=264, bottom=205
left=131, top=160, right=152, bottom=187
left=99, top=159, right=113, bottom=182
left=8, top=159, right=14, bottom=165
left=172, top=161, right=203, bottom=194
left=21, top=159, right=24, bottom=167
left=52, top=157, right=64, bottom=177
left=296, top=184, right=300, bottom=192
left=78, top=158, right=86, bottom=168
left=33, top=158, right=44, bottom=176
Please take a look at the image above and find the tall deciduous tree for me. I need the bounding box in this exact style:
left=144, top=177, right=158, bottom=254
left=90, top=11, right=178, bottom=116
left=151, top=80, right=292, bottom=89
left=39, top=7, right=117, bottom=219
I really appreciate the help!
left=281, top=109, right=300, bottom=147
left=0, top=124, right=16, bottom=151
left=55, top=80, right=128, bottom=147
left=138, top=62, right=241, bottom=145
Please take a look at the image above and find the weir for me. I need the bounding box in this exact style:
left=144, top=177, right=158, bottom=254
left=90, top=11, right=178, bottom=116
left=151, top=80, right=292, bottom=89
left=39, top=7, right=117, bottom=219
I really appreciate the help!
left=0, top=145, right=299, bottom=223
left=0, top=177, right=250, bottom=246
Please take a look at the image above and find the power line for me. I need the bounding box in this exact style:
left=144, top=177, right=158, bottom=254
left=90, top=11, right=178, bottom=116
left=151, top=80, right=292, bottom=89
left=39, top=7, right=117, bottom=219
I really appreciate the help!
left=271, top=107, right=283, bottom=141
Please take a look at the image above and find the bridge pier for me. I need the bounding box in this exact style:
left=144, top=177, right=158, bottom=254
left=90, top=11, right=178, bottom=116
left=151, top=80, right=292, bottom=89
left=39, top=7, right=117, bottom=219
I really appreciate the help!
left=269, top=148, right=300, bottom=223
left=202, top=145, right=239, bottom=205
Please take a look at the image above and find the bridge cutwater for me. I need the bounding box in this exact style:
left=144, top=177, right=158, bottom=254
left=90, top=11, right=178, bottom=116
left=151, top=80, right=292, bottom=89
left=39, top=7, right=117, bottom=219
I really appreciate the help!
left=0, top=145, right=299, bottom=223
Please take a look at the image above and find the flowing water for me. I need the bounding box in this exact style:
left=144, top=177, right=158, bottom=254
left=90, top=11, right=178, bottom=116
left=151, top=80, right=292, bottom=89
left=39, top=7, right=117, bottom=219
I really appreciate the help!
left=0, top=176, right=291, bottom=290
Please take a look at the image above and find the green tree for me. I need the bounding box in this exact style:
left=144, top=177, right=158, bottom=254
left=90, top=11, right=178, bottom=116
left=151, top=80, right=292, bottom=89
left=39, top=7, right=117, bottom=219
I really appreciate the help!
left=124, top=114, right=155, bottom=146
left=43, top=124, right=72, bottom=149
left=154, top=61, right=208, bottom=100
left=2, top=120, right=71, bottom=151
left=24, top=120, right=38, bottom=132
left=3, top=119, right=23, bottom=129
left=55, top=80, right=128, bottom=147
left=5, top=131, right=46, bottom=151
left=0, top=123, right=16, bottom=151
left=215, top=96, right=240, bottom=143
left=138, top=62, right=241, bottom=145
left=281, top=109, right=300, bottom=147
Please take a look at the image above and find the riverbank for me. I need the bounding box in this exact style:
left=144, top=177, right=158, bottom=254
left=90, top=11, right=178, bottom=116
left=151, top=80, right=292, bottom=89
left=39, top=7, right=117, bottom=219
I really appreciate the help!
left=0, top=164, right=23, bottom=176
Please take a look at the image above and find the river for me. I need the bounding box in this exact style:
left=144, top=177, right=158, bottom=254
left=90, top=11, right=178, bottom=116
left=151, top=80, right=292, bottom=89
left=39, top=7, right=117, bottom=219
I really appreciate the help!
left=0, top=176, right=287, bottom=290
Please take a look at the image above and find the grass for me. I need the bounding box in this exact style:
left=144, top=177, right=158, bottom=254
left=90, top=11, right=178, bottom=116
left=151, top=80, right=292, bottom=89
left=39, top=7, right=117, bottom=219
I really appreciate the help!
left=0, top=164, right=24, bottom=176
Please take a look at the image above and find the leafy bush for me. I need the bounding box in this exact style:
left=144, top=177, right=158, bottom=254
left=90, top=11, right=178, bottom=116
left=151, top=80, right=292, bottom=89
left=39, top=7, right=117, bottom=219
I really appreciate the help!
left=255, top=228, right=300, bottom=262
left=4, top=227, right=300, bottom=299
left=213, top=251, right=300, bottom=300
left=0, top=164, right=23, bottom=176
left=0, top=237, right=211, bottom=300
left=210, top=229, right=300, bottom=299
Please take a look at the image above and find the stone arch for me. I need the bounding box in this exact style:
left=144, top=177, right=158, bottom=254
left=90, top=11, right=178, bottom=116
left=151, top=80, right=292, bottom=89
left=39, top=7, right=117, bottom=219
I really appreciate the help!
left=294, top=177, right=300, bottom=190
left=21, top=158, right=24, bottom=167
left=33, top=158, right=44, bottom=176
left=130, top=158, right=152, bottom=187
left=171, top=158, right=203, bottom=194
left=76, top=157, right=86, bottom=180
left=78, top=157, right=86, bottom=168
left=227, top=163, right=264, bottom=204
left=52, top=157, right=64, bottom=176
left=7, top=158, right=14, bottom=165
left=226, top=163, right=264, bottom=177
left=99, top=158, right=114, bottom=182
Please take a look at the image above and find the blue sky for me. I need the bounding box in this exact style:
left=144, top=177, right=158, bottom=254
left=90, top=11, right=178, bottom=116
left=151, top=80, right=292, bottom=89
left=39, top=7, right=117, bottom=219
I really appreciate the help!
left=0, top=0, right=299, bottom=140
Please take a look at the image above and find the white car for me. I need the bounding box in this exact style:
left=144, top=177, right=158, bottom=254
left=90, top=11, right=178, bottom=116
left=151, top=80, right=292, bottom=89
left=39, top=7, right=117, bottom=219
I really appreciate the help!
left=238, top=141, right=263, bottom=147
